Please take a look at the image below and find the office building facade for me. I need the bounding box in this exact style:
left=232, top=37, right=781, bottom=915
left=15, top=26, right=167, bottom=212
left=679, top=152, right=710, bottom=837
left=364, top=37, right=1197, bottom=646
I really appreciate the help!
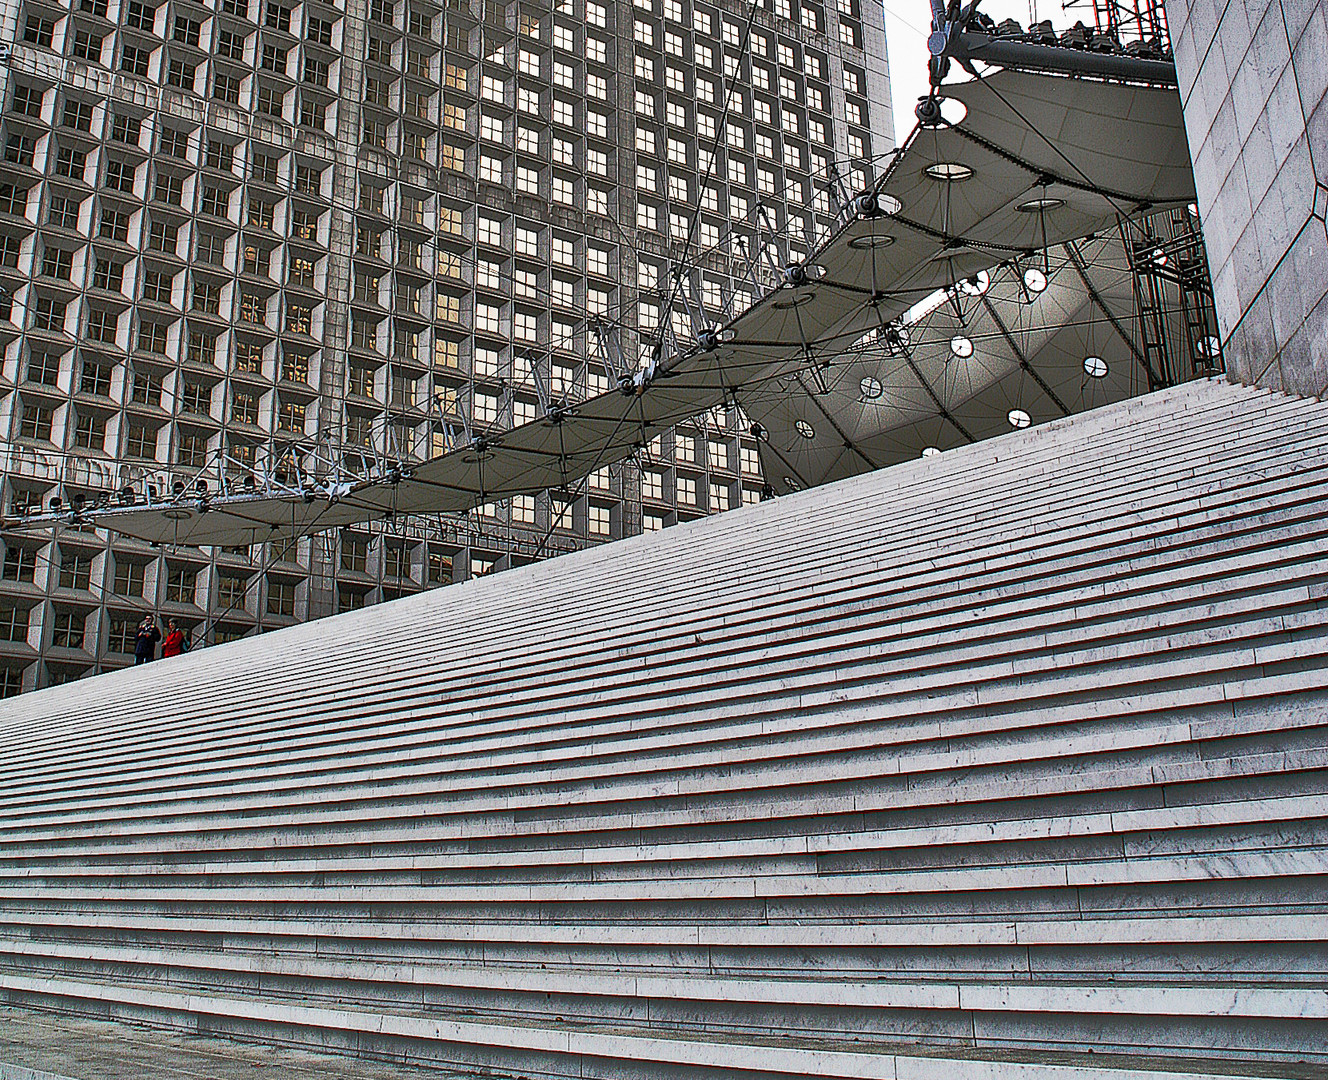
left=0, top=0, right=891, bottom=691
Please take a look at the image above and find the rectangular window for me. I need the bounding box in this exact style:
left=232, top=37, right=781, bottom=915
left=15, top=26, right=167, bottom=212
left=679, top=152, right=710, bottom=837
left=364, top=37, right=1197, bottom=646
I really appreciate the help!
left=217, top=574, right=249, bottom=607
left=266, top=579, right=296, bottom=616
left=0, top=607, right=29, bottom=644
left=50, top=609, right=86, bottom=650
left=17, top=401, right=49, bottom=441
left=148, top=220, right=178, bottom=252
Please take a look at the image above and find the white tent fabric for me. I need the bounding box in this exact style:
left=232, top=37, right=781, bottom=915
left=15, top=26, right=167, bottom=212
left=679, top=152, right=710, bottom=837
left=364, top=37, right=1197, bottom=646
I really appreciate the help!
left=6, top=69, right=1196, bottom=546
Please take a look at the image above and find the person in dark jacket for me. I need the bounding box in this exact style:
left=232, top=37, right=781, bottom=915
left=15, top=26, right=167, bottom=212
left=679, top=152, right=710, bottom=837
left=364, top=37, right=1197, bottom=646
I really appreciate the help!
left=161, top=619, right=186, bottom=658
left=133, top=616, right=161, bottom=665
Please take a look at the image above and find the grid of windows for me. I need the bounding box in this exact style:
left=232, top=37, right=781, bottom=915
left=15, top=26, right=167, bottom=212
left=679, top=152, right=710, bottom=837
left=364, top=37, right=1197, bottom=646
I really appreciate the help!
left=0, top=0, right=886, bottom=691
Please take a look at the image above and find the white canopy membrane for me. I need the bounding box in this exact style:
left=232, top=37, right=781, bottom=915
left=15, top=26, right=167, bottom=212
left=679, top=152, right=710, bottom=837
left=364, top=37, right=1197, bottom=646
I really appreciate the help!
left=8, top=68, right=1196, bottom=547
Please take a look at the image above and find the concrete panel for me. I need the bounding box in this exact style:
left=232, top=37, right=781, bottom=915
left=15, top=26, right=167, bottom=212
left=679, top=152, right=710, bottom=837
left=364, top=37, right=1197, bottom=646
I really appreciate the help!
left=1167, top=0, right=1328, bottom=394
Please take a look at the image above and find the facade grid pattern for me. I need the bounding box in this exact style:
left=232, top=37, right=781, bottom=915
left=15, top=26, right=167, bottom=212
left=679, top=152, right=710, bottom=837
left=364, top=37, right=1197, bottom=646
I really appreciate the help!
left=0, top=0, right=890, bottom=692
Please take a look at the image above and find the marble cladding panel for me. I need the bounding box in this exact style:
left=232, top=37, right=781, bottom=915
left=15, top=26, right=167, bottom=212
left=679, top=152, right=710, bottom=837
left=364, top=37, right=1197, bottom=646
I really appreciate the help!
left=1165, top=0, right=1328, bottom=394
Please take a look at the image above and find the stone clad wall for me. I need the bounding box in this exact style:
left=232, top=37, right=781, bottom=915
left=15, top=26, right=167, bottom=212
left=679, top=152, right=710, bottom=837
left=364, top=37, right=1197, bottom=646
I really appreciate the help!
left=1165, top=0, right=1328, bottom=393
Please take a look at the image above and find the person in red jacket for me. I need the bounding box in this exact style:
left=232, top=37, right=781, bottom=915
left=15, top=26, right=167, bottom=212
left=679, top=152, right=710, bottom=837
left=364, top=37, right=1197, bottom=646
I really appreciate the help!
left=161, top=619, right=186, bottom=658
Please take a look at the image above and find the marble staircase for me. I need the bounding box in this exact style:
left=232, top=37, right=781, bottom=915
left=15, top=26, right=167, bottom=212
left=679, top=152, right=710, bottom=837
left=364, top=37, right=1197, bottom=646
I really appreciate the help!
left=1, top=376, right=1326, bottom=1078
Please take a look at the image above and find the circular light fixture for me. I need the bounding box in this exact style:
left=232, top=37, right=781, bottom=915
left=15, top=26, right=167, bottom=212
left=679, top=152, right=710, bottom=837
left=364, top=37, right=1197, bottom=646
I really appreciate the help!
left=1084, top=355, right=1108, bottom=378
left=1023, top=267, right=1048, bottom=293
left=1016, top=197, right=1065, bottom=213
left=950, top=335, right=974, bottom=359
left=958, top=270, right=990, bottom=296
left=1197, top=335, right=1221, bottom=358
left=795, top=419, right=815, bottom=439
left=925, top=162, right=974, bottom=182
left=1008, top=408, right=1032, bottom=429
left=848, top=233, right=896, bottom=250
left=860, top=376, right=883, bottom=399
left=921, top=446, right=941, bottom=457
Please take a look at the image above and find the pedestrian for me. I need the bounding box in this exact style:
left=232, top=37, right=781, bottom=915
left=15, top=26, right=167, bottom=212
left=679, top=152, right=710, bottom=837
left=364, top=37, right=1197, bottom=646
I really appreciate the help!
left=161, top=619, right=186, bottom=659
left=133, top=616, right=161, bottom=665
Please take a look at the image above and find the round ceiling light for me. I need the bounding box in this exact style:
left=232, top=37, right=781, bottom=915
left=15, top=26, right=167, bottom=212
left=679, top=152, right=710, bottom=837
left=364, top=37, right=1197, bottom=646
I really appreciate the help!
left=1016, top=197, right=1065, bottom=213
left=1023, top=267, right=1048, bottom=293
left=958, top=270, right=990, bottom=296
left=921, top=446, right=941, bottom=457
left=795, top=419, right=815, bottom=439
left=950, top=335, right=974, bottom=358
left=860, top=376, right=883, bottom=399
left=1084, top=355, right=1108, bottom=378
left=925, top=161, right=974, bottom=182
left=1008, top=408, right=1032, bottom=429
left=848, top=233, right=896, bottom=250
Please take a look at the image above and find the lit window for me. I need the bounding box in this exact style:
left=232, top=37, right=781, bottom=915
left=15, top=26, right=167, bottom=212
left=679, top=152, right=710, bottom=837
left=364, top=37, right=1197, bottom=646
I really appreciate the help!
left=441, top=144, right=465, bottom=172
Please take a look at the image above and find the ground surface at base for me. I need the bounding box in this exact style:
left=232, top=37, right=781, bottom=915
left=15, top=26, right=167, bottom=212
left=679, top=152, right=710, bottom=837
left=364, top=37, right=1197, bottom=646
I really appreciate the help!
left=0, top=1005, right=466, bottom=1080
left=2, top=1005, right=1327, bottom=1080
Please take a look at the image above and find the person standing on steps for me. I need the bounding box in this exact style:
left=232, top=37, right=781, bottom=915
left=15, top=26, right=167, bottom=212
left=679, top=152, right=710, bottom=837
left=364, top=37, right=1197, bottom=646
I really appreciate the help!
left=161, top=619, right=186, bottom=659
left=133, top=616, right=161, bottom=665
